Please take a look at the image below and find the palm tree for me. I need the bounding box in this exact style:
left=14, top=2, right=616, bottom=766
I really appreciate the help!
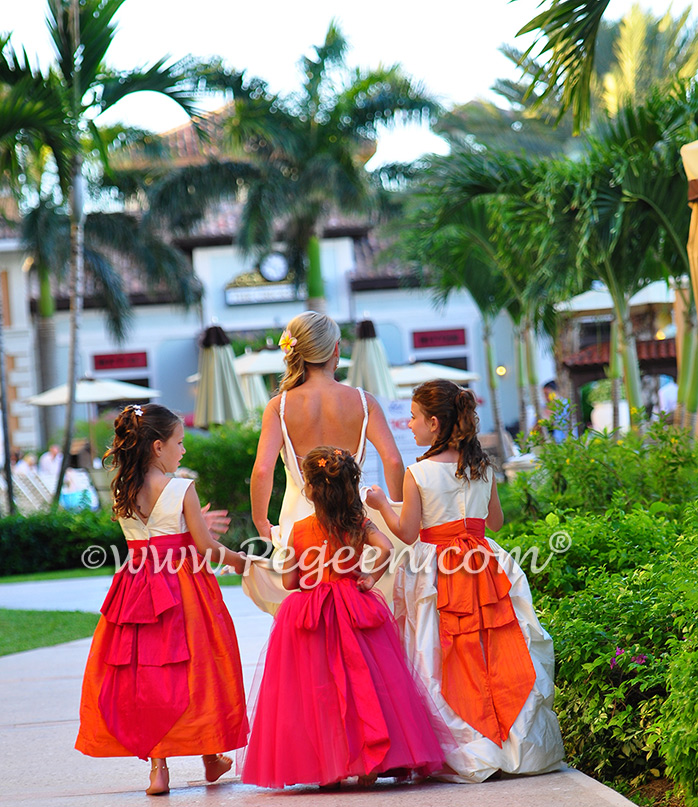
left=1, top=0, right=221, bottom=502
left=148, top=21, right=439, bottom=311
left=0, top=69, right=72, bottom=513
left=396, top=194, right=513, bottom=460
left=515, top=1, right=698, bottom=133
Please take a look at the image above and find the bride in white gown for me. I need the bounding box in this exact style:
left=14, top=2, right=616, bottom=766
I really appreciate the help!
left=243, top=311, right=404, bottom=616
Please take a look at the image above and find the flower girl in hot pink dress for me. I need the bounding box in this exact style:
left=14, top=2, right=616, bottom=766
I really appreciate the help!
left=242, top=446, right=447, bottom=788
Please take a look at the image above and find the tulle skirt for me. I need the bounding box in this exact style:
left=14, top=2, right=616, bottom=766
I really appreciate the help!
left=241, top=578, right=447, bottom=788
left=76, top=536, right=248, bottom=759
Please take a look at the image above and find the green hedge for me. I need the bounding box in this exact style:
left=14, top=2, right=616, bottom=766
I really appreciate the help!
left=0, top=509, right=124, bottom=576
left=183, top=422, right=286, bottom=550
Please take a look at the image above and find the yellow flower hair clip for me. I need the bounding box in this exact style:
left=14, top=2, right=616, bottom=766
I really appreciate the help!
left=333, top=449, right=342, bottom=456
left=317, top=458, right=327, bottom=467
left=279, top=329, right=298, bottom=355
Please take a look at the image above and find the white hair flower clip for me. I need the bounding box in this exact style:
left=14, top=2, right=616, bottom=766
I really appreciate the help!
left=279, top=329, right=298, bottom=356
left=130, top=405, right=143, bottom=417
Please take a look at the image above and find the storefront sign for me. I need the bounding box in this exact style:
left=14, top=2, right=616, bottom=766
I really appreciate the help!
left=93, top=352, right=148, bottom=371
left=412, top=328, right=466, bottom=349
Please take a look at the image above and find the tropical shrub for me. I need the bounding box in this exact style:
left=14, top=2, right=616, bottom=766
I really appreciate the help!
left=183, top=423, right=285, bottom=549
left=540, top=562, right=679, bottom=783
left=0, top=509, right=124, bottom=576
left=496, top=504, right=679, bottom=599
left=512, top=421, right=698, bottom=518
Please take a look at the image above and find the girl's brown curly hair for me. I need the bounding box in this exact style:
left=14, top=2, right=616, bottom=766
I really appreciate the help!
left=103, top=403, right=181, bottom=519
left=412, top=380, right=490, bottom=481
left=301, top=446, right=368, bottom=549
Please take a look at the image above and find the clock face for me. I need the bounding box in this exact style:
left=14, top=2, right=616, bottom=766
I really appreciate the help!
left=259, top=252, right=289, bottom=282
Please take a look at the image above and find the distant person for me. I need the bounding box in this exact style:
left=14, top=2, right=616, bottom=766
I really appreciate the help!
left=657, top=378, right=678, bottom=416
left=542, top=380, right=576, bottom=443
left=38, top=444, right=63, bottom=475
left=14, top=452, right=37, bottom=475
left=75, top=404, right=248, bottom=795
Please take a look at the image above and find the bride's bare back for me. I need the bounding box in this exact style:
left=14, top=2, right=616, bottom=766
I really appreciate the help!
left=283, top=383, right=367, bottom=457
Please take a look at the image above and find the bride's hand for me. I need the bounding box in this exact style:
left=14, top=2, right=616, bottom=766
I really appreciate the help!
left=254, top=518, right=273, bottom=541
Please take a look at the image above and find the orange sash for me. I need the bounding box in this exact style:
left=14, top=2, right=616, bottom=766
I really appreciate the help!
left=420, top=519, right=536, bottom=746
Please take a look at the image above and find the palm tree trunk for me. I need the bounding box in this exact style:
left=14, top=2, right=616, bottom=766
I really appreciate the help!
left=54, top=161, right=85, bottom=505
left=36, top=263, right=59, bottom=445
left=683, top=326, right=698, bottom=433
left=0, top=286, right=16, bottom=514
left=305, top=235, right=326, bottom=313
left=515, top=326, right=528, bottom=439
left=613, top=294, right=643, bottom=429
left=483, top=320, right=508, bottom=468
left=523, top=321, right=543, bottom=424
left=675, top=310, right=694, bottom=428
left=609, top=319, right=621, bottom=431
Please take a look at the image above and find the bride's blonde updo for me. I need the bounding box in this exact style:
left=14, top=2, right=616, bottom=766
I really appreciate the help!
left=279, top=312, right=341, bottom=391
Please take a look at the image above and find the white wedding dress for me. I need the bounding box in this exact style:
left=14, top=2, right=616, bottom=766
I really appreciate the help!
left=242, top=388, right=404, bottom=615
left=394, top=460, right=565, bottom=783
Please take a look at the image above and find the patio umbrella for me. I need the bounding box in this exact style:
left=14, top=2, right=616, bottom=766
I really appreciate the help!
left=347, top=320, right=399, bottom=399
left=26, top=376, right=161, bottom=459
left=390, top=362, right=480, bottom=397
left=233, top=348, right=349, bottom=377
left=238, top=373, right=270, bottom=411
left=26, top=377, right=161, bottom=406
left=194, top=325, right=247, bottom=428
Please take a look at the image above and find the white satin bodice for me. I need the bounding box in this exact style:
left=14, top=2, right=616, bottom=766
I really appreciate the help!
left=408, top=461, right=492, bottom=527
left=119, top=478, right=193, bottom=541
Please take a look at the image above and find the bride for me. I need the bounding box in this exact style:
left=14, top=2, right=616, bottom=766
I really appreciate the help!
left=243, top=311, right=404, bottom=615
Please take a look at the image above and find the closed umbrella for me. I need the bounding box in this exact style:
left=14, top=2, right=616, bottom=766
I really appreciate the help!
left=347, top=320, right=399, bottom=399
left=239, top=373, right=270, bottom=411
left=194, top=325, right=247, bottom=427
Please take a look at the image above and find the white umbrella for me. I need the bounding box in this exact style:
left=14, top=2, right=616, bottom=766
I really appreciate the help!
left=194, top=325, right=247, bottom=428
left=233, top=348, right=349, bottom=377
left=26, top=377, right=161, bottom=406
left=347, top=320, right=399, bottom=399
left=239, top=373, right=269, bottom=411
left=26, top=377, right=161, bottom=461
left=390, top=362, right=480, bottom=398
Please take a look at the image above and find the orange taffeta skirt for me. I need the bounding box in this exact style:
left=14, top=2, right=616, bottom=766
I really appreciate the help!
left=75, top=534, right=248, bottom=760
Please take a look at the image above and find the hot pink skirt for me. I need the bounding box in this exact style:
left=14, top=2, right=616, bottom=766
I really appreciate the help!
left=241, top=578, right=446, bottom=787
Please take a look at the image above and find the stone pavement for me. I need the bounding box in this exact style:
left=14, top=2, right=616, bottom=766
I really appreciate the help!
left=0, top=578, right=634, bottom=806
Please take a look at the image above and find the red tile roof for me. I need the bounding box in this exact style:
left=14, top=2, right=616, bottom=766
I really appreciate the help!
left=564, top=338, right=676, bottom=367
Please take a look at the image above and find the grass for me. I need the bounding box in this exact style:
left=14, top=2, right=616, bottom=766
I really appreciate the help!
left=0, top=567, right=115, bottom=584
left=0, top=609, right=99, bottom=657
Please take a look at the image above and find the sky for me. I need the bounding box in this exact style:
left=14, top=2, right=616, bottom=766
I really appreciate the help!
left=0, top=0, right=686, bottom=166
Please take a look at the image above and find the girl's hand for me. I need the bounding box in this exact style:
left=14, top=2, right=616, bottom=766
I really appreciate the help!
left=201, top=503, right=231, bottom=537
left=356, top=572, right=376, bottom=593
left=365, top=485, right=387, bottom=510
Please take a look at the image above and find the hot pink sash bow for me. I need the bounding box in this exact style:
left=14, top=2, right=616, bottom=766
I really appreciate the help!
left=98, top=532, right=193, bottom=759
left=293, top=580, right=391, bottom=774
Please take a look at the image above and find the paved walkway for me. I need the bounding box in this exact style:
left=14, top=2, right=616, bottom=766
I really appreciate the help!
left=0, top=578, right=634, bottom=806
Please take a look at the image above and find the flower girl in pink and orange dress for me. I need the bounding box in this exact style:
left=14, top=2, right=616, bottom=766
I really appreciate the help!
left=242, top=446, right=447, bottom=788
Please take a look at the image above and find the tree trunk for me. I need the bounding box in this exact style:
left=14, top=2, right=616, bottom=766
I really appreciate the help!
left=523, top=321, right=543, bottom=425
left=36, top=263, right=59, bottom=445
left=515, top=326, right=528, bottom=440
left=305, top=235, right=326, bottom=313
left=483, top=320, right=508, bottom=469
left=609, top=319, right=621, bottom=432
left=54, top=161, right=85, bottom=505
left=676, top=314, right=695, bottom=428
left=0, top=284, right=16, bottom=514
left=614, top=295, right=643, bottom=429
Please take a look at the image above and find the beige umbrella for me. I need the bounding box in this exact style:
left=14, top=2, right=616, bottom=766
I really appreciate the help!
left=347, top=320, right=399, bottom=399
left=26, top=376, right=161, bottom=459
left=390, top=362, right=480, bottom=397
left=234, top=348, right=349, bottom=377
left=194, top=326, right=247, bottom=427
left=238, top=373, right=269, bottom=411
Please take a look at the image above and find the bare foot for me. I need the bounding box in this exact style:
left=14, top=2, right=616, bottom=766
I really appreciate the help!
left=146, top=759, right=169, bottom=796
left=357, top=772, right=378, bottom=787
left=203, top=754, right=233, bottom=783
